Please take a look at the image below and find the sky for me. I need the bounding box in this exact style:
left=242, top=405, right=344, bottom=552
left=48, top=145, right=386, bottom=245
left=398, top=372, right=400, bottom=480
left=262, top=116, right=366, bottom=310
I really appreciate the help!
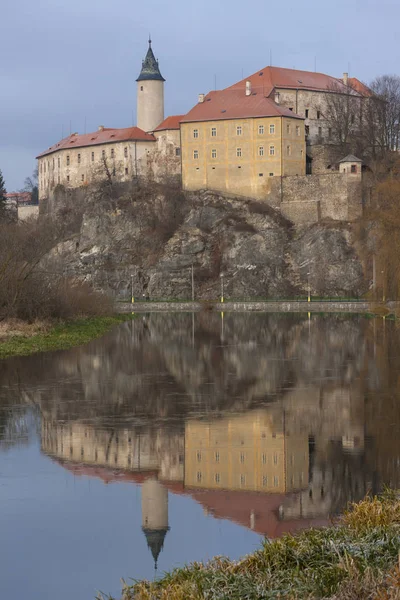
left=1, top=0, right=399, bottom=191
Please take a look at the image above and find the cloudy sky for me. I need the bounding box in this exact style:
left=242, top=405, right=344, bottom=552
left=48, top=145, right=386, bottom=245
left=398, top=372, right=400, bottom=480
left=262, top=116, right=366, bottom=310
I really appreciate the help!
left=1, top=0, right=399, bottom=191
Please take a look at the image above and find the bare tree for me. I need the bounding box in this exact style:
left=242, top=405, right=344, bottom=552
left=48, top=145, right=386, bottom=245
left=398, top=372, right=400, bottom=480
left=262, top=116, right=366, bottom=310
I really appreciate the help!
left=318, top=82, right=362, bottom=156
left=369, top=75, right=400, bottom=152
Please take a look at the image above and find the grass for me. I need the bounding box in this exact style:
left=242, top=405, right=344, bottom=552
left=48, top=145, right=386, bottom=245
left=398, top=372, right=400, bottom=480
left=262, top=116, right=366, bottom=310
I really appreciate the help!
left=115, top=492, right=400, bottom=600
left=0, top=315, right=132, bottom=359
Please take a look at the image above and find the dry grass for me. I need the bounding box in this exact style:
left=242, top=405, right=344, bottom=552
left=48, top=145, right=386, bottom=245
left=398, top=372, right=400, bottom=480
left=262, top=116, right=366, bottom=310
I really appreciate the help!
left=115, top=491, right=400, bottom=600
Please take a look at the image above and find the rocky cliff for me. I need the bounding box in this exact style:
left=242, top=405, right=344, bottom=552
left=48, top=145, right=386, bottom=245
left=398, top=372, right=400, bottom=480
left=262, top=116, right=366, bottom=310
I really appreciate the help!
left=44, top=183, right=366, bottom=300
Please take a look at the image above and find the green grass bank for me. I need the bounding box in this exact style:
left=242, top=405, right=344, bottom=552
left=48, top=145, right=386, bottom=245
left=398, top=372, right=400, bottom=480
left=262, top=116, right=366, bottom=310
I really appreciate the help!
left=117, top=492, right=400, bottom=600
left=0, top=315, right=131, bottom=360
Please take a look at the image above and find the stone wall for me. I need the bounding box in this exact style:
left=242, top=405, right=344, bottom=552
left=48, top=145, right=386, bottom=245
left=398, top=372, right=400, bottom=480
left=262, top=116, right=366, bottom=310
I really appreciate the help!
left=265, top=172, right=362, bottom=225
left=18, top=205, right=39, bottom=221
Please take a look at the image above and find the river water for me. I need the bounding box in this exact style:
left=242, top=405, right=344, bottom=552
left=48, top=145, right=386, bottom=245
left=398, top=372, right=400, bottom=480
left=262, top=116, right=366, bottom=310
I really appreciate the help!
left=0, top=313, right=399, bottom=599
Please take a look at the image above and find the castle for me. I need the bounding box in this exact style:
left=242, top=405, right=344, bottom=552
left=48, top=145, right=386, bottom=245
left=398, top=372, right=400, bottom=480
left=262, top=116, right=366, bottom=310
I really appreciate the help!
left=37, top=40, right=369, bottom=222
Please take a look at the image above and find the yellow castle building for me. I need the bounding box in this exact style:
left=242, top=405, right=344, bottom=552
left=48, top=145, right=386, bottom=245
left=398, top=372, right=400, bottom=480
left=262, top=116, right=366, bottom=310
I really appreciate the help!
left=37, top=39, right=368, bottom=209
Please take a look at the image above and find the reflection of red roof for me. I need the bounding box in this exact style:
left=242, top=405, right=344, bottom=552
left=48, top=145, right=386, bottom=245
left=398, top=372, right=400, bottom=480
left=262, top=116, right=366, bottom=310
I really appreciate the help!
left=226, top=66, right=356, bottom=97
left=182, top=89, right=301, bottom=123
left=49, top=456, right=158, bottom=485
left=154, top=115, right=184, bottom=131
left=182, top=488, right=329, bottom=539
left=37, top=127, right=156, bottom=158
left=49, top=457, right=329, bottom=538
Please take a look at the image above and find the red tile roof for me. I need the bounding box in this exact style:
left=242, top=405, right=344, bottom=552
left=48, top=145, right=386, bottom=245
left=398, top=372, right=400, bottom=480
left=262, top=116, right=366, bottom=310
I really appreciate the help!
left=181, top=89, right=302, bottom=123
left=37, top=126, right=156, bottom=158
left=345, top=77, right=373, bottom=97
left=5, top=192, right=32, bottom=204
left=227, top=66, right=360, bottom=97
left=154, top=115, right=184, bottom=131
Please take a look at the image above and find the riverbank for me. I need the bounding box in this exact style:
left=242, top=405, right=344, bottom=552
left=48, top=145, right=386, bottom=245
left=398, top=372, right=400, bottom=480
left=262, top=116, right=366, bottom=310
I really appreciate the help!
left=0, top=315, right=131, bottom=359
left=120, top=492, right=400, bottom=600
left=119, top=300, right=384, bottom=313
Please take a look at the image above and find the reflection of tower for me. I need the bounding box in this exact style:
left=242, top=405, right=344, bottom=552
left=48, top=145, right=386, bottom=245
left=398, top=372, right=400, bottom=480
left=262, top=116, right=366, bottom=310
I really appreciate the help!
left=141, top=477, right=169, bottom=570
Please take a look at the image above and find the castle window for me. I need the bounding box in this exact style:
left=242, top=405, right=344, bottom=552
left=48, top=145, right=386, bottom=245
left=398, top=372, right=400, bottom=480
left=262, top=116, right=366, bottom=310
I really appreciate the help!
left=296, top=126, right=300, bottom=136
left=102, top=150, right=105, bottom=159
left=44, top=163, right=46, bottom=173
left=240, top=452, right=245, bottom=463
left=287, top=145, right=291, bottom=156
left=236, top=126, right=242, bottom=136
left=81, top=174, right=84, bottom=182
left=351, top=164, right=357, bottom=173
left=258, top=125, right=264, bottom=134
left=317, top=110, right=321, bottom=119
left=259, top=173, right=263, bottom=177
left=269, top=145, right=275, bottom=156
left=175, top=147, right=181, bottom=156
left=269, top=124, right=275, bottom=134
left=91, top=152, right=94, bottom=162
left=197, top=471, right=202, bottom=482
left=262, top=475, right=268, bottom=486
left=305, top=109, right=309, bottom=118
left=215, top=451, right=220, bottom=463
left=274, top=476, right=279, bottom=487
left=58, top=157, right=60, bottom=167
left=124, top=147, right=128, bottom=158
left=193, top=129, right=199, bottom=138
left=351, top=114, right=355, bottom=124
left=211, top=127, right=217, bottom=137
left=40, top=164, right=42, bottom=173
left=289, top=107, right=293, bottom=111
left=66, top=155, right=70, bottom=166
left=125, top=167, right=128, bottom=175
left=140, top=85, right=143, bottom=91
left=193, top=150, right=199, bottom=159
left=52, top=158, right=55, bottom=169
left=211, top=149, right=217, bottom=159
left=236, top=147, right=242, bottom=157
left=259, top=146, right=264, bottom=157
left=197, top=451, right=202, bottom=462
left=274, top=453, right=278, bottom=464
left=269, top=172, right=274, bottom=176
left=240, top=474, right=246, bottom=486
left=286, top=123, right=291, bottom=134
left=215, top=473, right=220, bottom=484
left=78, top=153, right=81, bottom=164
left=67, top=175, right=70, bottom=183
left=111, top=149, right=115, bottom=158
left=262, top=453, right=267, bottom=464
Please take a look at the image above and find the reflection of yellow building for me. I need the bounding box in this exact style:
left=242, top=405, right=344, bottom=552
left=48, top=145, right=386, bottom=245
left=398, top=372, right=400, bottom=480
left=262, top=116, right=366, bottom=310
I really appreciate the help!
left=184, top=409, right=309, bottom=493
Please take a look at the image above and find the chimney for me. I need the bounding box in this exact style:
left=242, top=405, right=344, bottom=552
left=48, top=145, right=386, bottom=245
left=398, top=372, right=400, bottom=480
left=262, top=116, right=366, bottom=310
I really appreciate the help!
left=343, top=72, right=348, bottom=86
left=98, top=125, right=105, bottom=132
left=198, top=93, right=205, bottom=103
left=274, top=91, right=280, bottom=104
left=245, top=81, right=252, bottom=96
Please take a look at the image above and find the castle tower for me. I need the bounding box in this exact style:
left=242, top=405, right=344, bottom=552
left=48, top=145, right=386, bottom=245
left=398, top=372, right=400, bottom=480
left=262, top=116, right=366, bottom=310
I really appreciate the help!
left=136, top=38, right=165, bottom=133
left=141, top=477, right=169, bottom=570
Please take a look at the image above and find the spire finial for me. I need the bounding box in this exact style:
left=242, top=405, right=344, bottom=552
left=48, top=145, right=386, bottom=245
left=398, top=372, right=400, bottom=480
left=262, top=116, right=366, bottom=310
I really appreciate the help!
left=148, top=34, right=152, bottom=47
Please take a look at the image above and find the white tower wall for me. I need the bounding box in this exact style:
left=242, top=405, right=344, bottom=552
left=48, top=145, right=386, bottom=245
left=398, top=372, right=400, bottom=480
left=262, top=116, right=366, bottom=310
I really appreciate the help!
left=137, top=80, right=164, bottom=133
left=141, top=477, right=168, bottom=530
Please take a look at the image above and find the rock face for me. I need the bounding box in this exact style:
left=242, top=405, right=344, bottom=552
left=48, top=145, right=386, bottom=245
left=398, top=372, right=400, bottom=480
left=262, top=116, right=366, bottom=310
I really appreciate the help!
left=44, top=186, right=366, bottom=300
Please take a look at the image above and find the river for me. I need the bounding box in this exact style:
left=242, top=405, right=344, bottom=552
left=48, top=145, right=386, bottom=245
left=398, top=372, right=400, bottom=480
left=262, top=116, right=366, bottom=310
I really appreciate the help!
left=0, top=313, right=398, bottom=599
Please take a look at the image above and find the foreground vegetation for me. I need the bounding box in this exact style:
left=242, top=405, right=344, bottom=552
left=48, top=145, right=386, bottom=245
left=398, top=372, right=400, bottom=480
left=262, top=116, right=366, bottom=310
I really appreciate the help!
left=0, top=315, right=131, bottom=359
left=117, top=492, right=400, bottom=600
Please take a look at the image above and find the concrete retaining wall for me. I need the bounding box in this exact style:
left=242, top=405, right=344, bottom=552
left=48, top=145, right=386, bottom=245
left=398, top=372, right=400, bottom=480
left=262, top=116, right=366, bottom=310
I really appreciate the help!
left=118, top=301, right=371, bottom=313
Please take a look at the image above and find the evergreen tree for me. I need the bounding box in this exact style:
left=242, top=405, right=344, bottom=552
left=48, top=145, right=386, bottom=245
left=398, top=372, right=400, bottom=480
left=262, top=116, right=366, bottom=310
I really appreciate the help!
left=0, top=169, right=7, bottom=218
